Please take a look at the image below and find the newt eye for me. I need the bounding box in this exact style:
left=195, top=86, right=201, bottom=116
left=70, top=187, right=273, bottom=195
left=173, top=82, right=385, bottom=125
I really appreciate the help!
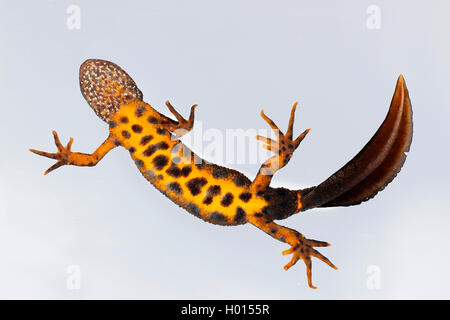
left=79, top=59, right=143, bottom=122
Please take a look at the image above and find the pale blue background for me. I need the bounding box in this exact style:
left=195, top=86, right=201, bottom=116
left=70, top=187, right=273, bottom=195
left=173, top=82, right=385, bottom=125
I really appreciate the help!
left=0, top=0, right=449, bottom=299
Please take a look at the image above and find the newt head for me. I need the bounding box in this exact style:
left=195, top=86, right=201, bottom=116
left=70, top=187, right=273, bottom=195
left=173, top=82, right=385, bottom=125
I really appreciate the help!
left=79, top=59, right=143, bottom=122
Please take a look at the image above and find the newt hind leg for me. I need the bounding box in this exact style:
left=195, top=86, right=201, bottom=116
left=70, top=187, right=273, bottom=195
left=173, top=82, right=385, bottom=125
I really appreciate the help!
left=251, top=102, right=310, bottom=192
left=281, top=234, right=337, bottom=289
left=249, top=215, right=337, bottom=289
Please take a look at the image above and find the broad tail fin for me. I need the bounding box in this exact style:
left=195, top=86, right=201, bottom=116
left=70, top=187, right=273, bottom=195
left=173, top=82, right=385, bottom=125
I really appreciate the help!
left=300, top=75, right=413, bottom=210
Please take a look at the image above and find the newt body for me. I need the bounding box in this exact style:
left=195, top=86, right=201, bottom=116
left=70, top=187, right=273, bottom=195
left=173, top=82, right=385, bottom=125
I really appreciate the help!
left=109, top=100, right=268, bottom=226
left=31, top=59, right=413, bottom=288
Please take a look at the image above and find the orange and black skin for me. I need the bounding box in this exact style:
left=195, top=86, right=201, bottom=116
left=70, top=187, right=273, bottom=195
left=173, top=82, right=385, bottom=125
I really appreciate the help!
left=30, top=59, right=413, bottom=289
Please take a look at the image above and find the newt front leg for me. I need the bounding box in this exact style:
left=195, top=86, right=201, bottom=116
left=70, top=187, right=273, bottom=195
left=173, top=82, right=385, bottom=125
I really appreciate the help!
left=248, top=215, right=337, bottom=289
left=160, top=100, right=197, bottom=139
left=30, top=131, right=117, bottom=175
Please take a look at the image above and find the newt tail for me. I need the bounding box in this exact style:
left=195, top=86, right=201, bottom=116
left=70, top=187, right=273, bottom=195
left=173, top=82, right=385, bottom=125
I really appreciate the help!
left=30, top=59, right=413, bottom=289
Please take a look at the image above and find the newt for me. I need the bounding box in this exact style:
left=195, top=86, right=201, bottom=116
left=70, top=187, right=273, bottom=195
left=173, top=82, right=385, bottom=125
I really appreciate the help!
left=30, top=59, right=413, bottom=288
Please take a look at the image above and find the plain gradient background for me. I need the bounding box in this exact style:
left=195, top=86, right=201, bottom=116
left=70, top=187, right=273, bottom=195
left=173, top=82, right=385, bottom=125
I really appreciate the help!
left=0, top=0, right=449, bottom=299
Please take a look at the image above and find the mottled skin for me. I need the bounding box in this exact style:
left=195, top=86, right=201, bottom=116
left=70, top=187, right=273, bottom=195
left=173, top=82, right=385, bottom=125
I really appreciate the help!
left=31, top=59, right=413, bottom=289
left=109, top=100, right=271, bottom=226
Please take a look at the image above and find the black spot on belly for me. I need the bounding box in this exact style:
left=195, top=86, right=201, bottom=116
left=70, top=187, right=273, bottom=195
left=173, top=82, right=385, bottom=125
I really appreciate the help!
left=132, top=124, right=143, bottom=133
left=158, top=142, right=170, bottom=150
left=140, top=135, right=153, bottom=146
left=113, top=139, right=122, bottom=146
left=206, top=185, right=221, bottom=196
left=121, top=130, right=131, bottom=139
left=166, top=164, right=181, bottom=178
left=212, top=167, right=229, bottom=179
left=254, top=212, right=263, bottom=218
left=232, top=174, right=249, bottom=187
left=239, top=192, right=252, bottom=202
left=157, top=127, right=166, bottom=135
left=153, top=155, right=169, bottom=170
left=186, top=203, right=201, bottom=217
left=135, top=159, right=144, bottom=168
left=203, top=196, right=213, bottom=205
left=234, top=207, right=247, bottom=223
left=147, top=116, right=158, bottom=124
left=186, top=177, right=208, bottom=196
left=120, top=116, right=129, bottom=124
left=135, top=105, right=146, bottom=117
left=108, top=121, right=117, bottom=128
left=145, top=170, right=156, bottom=180
left=221, top=193, right=234, bottom=207
left=128, top=147, right=136, bottom=154
left=256, top=190, right=265, bottom=197
left=210, top=211, right=227, bottom=223
left=143, top=145, right=157, bottom=157
left=203, top=185, right=221, bottom=204
left=143, top=142, right=169, bottom=157
left=167, top=181, right=182, bottom=195
left=181, top=166, right=192, bottom=177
